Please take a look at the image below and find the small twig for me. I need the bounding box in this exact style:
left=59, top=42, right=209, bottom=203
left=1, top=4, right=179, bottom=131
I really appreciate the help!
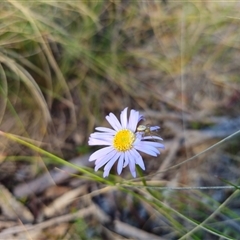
left=13, top=154, right=93, bottom=198
left=0, top=205, right=96, bottom=238
left=151, top=135, right=182, bottom=180
left=114, top=220, right=165, bottom=240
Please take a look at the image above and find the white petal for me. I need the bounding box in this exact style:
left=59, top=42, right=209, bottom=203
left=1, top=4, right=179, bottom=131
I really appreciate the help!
left=89, top=146, right=114, bottom=161
left=89, top=135, right=113, bottom=143
left=136, top=156, right=145, bottom=170
left=120, top=107, right=128, bottom=128
left=106, top=113, right=122, bottom=131
left=104, top=152, right=120, bottom=171
left=103, top=152, right=121, bottom=177
left=117, top=153, right=124, bottom=175
left=134, top=144, right=159, bottom=157
left=142, top=141, right=165, bottom=149
left=123, top=155, right=129, bottom=168
left=142, top=144, right=160, bottom=154
left=95, top=159, right=108, bottom=171
left=95, top=127, right=116, bottom=134
left=149, top=126, right=160, bottom=131
left=129, top=158, right=136, bottom=178
left=90, top=132, right=114, bottom=139
left=128, top=109, right=139, bottom=131
left=134, top=141, right=159, bottom=152
left=124, top=151, right=131, bottom=167
left=95, top=150, right=118, bottom=170
left=88, top=138, right=112, bottom=146
left=130, top=149, right=145, bottom=170
left=143, top=136, right=163, bottom=141
left=138, top=114, right=144, bottom=122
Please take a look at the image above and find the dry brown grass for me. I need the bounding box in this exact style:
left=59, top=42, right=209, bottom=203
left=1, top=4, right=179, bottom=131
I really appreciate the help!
left=0, top=1, right=240, bottom=239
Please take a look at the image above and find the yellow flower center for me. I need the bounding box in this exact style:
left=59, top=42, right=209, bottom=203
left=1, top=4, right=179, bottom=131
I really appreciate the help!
left=113, top=129, right=135, bottom=152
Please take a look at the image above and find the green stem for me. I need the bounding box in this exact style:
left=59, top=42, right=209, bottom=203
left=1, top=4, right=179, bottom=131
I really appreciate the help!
left=0, top=131, right=112, bottom=185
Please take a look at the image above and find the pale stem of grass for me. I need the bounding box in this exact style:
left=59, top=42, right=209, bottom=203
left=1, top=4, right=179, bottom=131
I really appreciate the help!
left=0, top=130, right=112, bottom=185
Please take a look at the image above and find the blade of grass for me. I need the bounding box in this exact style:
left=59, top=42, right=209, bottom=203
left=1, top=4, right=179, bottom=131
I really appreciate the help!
left=0, top=130, right=112, bottom=185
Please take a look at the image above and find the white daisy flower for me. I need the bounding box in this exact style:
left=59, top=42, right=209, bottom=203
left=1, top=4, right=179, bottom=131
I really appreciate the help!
left=88, top=107, right=164, bottom=178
